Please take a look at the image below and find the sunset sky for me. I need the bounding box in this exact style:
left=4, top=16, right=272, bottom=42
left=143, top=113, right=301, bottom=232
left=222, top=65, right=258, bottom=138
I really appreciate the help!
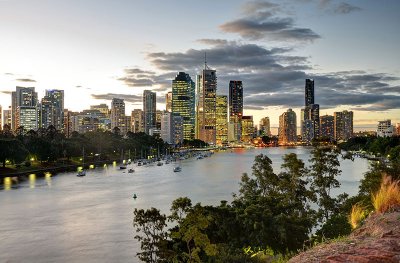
left=0, top=0, right=399, bottom=130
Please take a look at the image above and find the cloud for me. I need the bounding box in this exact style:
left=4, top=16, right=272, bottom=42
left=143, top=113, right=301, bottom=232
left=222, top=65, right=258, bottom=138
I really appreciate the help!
left=219, top=1, right=320, bottom=42
left=16, top=78, right=36, bottom=82
left=0, top=90, right=12, bottom=95
left=4, top=73, right=13, bottom=76
left=196, top=39, right=229, bottom=46
left=91, top=93, right=143, bottom=104
left=334, top=2, right=362, bottom=14
left=118, top=67, right=158, bottom=87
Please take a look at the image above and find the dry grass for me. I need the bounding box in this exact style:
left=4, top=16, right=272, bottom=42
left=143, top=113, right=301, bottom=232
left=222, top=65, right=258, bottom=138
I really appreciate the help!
left=372, top=176, right=400, bottom=214
left=349, top=203, right=367, bottom=229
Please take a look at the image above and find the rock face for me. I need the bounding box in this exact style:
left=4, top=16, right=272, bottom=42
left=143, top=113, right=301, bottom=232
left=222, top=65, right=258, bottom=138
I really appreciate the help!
left=289, top=211, right=400, bottom=263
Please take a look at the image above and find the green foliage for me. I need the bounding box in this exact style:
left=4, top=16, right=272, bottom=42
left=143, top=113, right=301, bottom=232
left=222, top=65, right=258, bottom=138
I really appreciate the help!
left=182, top=139, right=208, bottom=148
left=133, top=208, right=168, bottom=263
left=0, top=139, right=29, bottom=167
left=309, top=146, right=341, bottom=223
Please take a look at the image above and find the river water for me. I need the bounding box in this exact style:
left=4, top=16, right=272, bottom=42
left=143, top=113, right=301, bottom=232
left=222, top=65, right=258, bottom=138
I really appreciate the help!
left=0, top=147, right=369, bottom=262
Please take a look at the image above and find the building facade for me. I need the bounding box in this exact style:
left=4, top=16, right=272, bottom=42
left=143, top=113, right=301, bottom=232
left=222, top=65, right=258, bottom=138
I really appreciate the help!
left=334, top=110, right=353, bottom=141
left=216, top=95, right=228, bottom=145
left=241, top=116, right=254, bottom=142
left=143, top=90, right=156, bottom=134
left=12, top=86, right=38, bottom=130
left=229, top=80, right=243, bottom=142
left=320, top=115, right=334, bottom=141
left=196, top=67, right=217, bottom=144
left=259, top=117, right=271, bottom=136
left=111, top=98, right=127, bottom=134
left=278, top=109, right=297, bottom=145
left=172, top=72, right=195, bottom=140
left=131, top=109, right=144, bottom=133
left=165, top=91, right=172, bottom=112
left=377, top=120, right=395, bottom=137
left=305, top=79, right=314, bottom=106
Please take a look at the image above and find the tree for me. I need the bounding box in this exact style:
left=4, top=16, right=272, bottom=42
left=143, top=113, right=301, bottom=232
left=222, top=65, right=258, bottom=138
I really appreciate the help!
left=309, top=146, right=341, bottom=223
left=170, top=204, right=217, bottom=263
left=169, top=197, right=192, bottom=224
left=0, top=139, right=29, bottom=167
left=133, top=208, right=168, bottom=263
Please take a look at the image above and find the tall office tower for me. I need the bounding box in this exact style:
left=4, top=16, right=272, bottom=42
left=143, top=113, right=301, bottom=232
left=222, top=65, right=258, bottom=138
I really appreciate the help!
left=156, top=110, right=163, bottom=130
left=16, top=106, right=39, bottom=131
left=143, top=90, right=156, bottom=134
left=196, top=63, right=217, bottom=144
left=334, top=110, right=353, bottom=141
left=305, top=79, right=314, bottom=106
left=160, top=112, right=183, bottom=145
left=131, top=109, right=144, bottom=133
left=377, top=120, right=395, bottom=137
left=229, top=80, right=243, bottom=142
left=216, top=95, right=228, bottom=145
left=301, top=104, right=320, bottom=144
left=11, top=86, right=38, bottom=130
left=259, top=117, right=271, bottom=136
left=165, top=91, right=172, bottom=112
left=320, top=115, right=334, bottom=141
left=278, top=109, right=297, bottom=145
left=91, top=104, right=110, bottom=118
left=111, top=98, right=127, bottom=134
left=44, top=90, right=64, bottom=130
left=241, top=116, right=254, bottom=142
left=172, top=72, right=196, bottom=140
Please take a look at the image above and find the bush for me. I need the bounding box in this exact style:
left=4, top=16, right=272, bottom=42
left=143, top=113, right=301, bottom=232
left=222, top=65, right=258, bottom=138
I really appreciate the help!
left=349, top=204, right=367, bottom=229
left=372, top=175, right=400, bottom=213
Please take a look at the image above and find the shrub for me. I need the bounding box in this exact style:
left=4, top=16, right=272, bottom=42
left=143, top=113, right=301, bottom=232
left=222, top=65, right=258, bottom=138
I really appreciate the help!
left=349, top=204, right=367, bottom=229
left=371, top=175, right=400, bottom=213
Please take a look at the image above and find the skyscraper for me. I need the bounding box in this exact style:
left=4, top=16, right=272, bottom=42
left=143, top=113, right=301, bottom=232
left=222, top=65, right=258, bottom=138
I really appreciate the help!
left=241, top=116, right=254, bottom=142
left=161, top=111, right=183, bottom=145
left=216, top=95, right=228, bottom=145
left=172, top=72, right=196, bottom=140
left=16, top=106, right=39, bottom=131
left=111, top=98, right=126, bottom=134
left=131, top=109, right=144, bottom=133
left=165, top=91, right=172, bottom=112
left=301, top=79, right=319, bottom=144
left=278, top=109, right=297, bottom=145
left=229, top=80, right=243, bottom=142
left=11, top=86, right=38, bottom=130
left=196, top=64, right=217, bottom=144
left=259, top=117, right=271, bottom=136
left=305, top=79, right=314, bottom=106
left=320, top=115, right=334, bottom=141
left=334, top=110, right=353, bottom=141
left=143, top=90, right=156, bottom=134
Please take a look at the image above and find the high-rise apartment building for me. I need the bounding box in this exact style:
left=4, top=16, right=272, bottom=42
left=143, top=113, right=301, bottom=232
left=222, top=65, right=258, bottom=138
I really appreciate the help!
left=259, top=117, right=271, bottom=136
left=301, top=104, right=320, bottom=143
left=143, top=90, right=156, bottom=134
left=111, top=98, right=127, bottom=134
left=165, top=91, right=172, bottom=112
left=278, top=109, right=297, bottom=145
left=11, top=86, right=38, bottom=130
left=334, top=110, right=353, bottom=141
left=91, top=104, right=110, bottom=118
left=216, top=95, right=228, bottom=145
left=3, top=107, right=12, bottom=129
left=196, top=65, right=217, bottom=144
left=377, top=120, right=395, bottom=137
left=301, top=79, right=319, bottom=144
left=172, top=72, right=195, bottom=140
left=161, top=112, right=183, bottom=145
left=131, top=109, right=144, bottom=133
left=229, top=80, right=243, bottom=142
left=320, top=115, right=334, bottom=141
left=241, top=116, right=254, bottom=142
left=305, top=79, right=314, bottom=106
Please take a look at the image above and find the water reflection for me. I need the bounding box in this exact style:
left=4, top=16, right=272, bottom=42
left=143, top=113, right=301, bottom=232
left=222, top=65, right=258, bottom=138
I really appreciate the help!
left=29, top=174, right=36, bottom=189
left=3, top=177, right=11, bottom=190
left=45, top=172, right=52, bottom=187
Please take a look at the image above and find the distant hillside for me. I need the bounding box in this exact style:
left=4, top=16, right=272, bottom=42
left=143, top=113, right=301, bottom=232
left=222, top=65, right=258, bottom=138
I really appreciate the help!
left=288, top=211, right=400, bottom=263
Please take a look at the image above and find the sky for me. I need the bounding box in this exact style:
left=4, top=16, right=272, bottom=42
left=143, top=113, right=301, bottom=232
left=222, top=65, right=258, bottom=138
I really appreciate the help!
left=0, top=0, right=399, bottom=131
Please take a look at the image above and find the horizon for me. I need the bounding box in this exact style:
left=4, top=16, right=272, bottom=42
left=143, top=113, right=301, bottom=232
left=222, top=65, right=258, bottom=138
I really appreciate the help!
left=0, top=0, right=399, bottom=128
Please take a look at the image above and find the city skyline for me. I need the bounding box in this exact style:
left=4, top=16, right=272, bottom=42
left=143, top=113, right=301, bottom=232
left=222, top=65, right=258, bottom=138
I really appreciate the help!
left=0, top=0, right=399, bottom=129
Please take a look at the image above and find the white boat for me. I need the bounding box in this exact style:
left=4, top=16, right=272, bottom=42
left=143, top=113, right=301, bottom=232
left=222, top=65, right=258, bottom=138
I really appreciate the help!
left=173, top=166, right=182, bottom=172
left=128, top=168, right=134, bottom=173
left=157, top=161, right=163, bottom=166
left=77, top=170, right=86, bottom=177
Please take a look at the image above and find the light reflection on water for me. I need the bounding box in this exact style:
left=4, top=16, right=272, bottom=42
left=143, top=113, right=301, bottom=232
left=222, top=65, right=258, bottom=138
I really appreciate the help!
left=0, top=147, right=369, bottom=262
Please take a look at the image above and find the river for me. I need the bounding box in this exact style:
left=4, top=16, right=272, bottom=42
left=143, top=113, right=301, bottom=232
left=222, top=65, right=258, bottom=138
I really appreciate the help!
left=0, top=147, right=369, bottom=262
